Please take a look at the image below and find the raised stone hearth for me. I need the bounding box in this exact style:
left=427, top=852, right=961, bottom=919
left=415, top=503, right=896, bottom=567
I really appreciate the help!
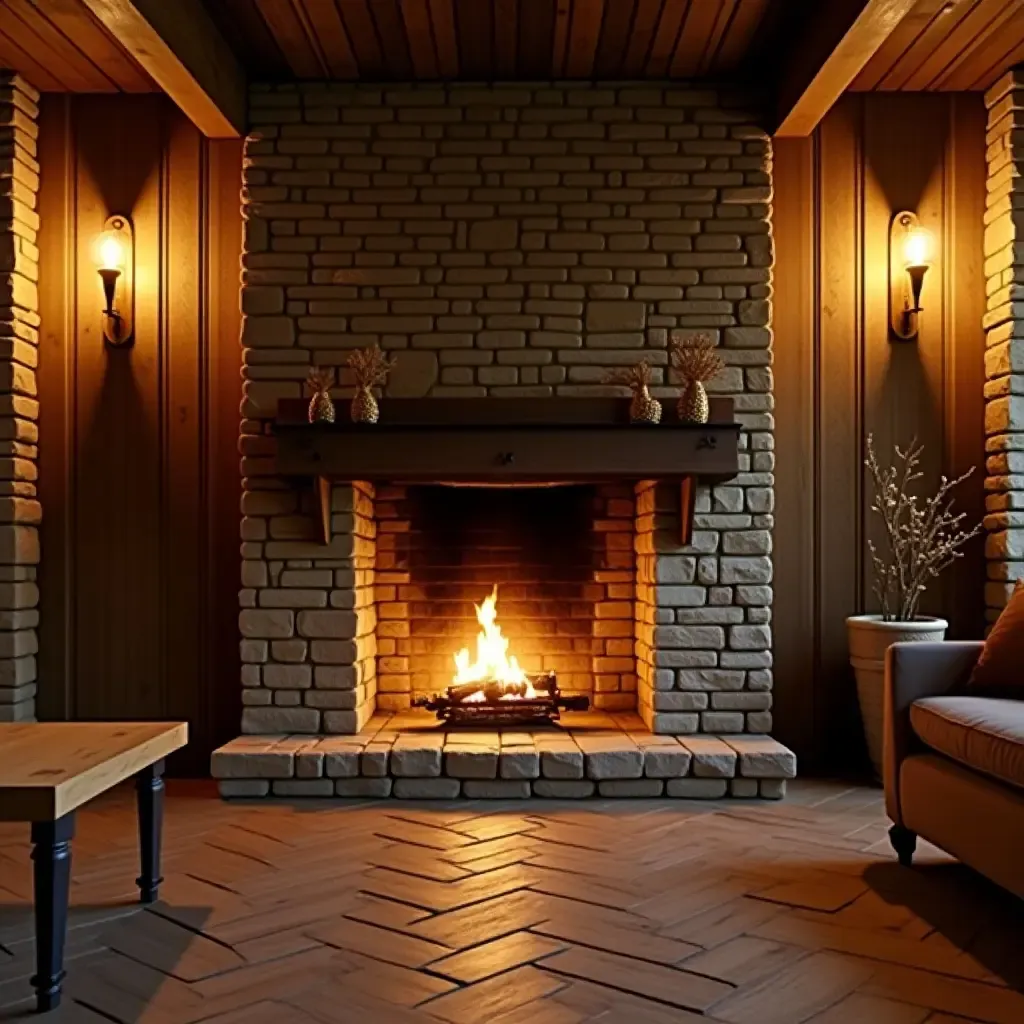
left=212, top=710, right=795, bottom=799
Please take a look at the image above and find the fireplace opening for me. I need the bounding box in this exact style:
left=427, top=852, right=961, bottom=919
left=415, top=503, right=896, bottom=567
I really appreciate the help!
left=374, top=483, right=638, bottom=718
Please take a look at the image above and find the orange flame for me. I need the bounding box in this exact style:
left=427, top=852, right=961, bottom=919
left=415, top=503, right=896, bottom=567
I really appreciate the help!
left=453, top=587, right=538, bottom=700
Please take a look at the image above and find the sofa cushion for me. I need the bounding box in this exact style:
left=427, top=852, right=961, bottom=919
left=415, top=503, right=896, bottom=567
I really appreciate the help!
left=910, top=696, right=1024, bottom=792
left=968, top=580, right=1024, bottom=696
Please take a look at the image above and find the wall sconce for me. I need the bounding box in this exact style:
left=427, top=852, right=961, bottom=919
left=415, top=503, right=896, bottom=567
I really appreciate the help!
left=889, top=211, right=932, bottom=342
left=95, top=215, right=134, bottom=347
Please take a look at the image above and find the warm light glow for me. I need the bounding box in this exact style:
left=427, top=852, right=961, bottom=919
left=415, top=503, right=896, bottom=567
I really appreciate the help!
left=903, top=226, right=932, bottom=269
left=97, top=232, right=125, bottom=272
left=452, top=586, right=538, bottom=700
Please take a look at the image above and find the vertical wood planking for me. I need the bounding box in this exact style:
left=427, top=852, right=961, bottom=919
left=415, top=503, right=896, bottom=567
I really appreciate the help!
left=36, top=96, right=243, bottom=773
left=944, top=94, right=986, bottom=640
left=205, top=139, right=245, bottom=766
left=36, top=96, right=76, bottom=721
left=771, top=92, right=987, bottom=770
left=816, top=95, right=863, bottom=763
left=770, top=134, right=819, bottom=765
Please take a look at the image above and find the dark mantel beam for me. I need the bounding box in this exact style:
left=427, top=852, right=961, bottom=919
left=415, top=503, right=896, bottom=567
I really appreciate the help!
left=774, top=0, right=918, bottom=137
left=80, top=0, right=245, bottom=138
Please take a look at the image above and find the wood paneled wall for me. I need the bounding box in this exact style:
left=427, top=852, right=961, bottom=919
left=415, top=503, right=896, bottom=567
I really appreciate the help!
left=773, top=93, right=987, bottom=772
left=35, top=95, right=242, bottom=775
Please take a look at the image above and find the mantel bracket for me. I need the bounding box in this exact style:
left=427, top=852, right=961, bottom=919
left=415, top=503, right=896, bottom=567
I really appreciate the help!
left=315, top=475, right=331, bottom=546
left=680, top=476, right=696, bottom=548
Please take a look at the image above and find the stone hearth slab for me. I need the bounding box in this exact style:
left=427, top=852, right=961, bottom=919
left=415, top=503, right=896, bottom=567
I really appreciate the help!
left=212, top=710, right=795, bottom=799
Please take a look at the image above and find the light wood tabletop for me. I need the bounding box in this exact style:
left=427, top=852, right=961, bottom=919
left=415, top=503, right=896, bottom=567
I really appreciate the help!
left=0, top=722, right=188, bottom=822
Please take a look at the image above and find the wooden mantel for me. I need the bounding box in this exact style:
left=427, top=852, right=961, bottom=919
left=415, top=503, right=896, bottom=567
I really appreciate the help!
left=274, top=397, right=740, bottom=546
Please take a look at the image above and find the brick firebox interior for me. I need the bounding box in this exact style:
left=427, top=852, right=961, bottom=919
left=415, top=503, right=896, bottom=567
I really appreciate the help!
left=217, top=81, right=794, bottom=799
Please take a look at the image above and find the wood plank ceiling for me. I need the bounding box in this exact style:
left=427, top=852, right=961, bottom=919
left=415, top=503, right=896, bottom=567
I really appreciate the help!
left=205, top=0, right=778, bottom=80
left=0, top=0, right=155, bottom=92
left=207, top=0, right=1024, bottom=90
left=852, top=0, right=1024, bottom=90
left=1, top=0, right=1022, bottom=92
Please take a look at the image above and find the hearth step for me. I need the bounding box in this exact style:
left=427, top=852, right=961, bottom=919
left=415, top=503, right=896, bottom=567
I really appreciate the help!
left=211, top=713, right=796, bottom=800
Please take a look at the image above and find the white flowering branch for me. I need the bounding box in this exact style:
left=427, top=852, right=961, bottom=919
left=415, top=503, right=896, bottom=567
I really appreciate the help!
left=866, top=435, right=981, bottom=622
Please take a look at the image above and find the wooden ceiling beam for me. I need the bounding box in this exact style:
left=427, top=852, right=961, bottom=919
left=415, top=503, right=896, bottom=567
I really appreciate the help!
left=774, top=0, right=918, bottom=137
left=79, top=0, right=246, bottom=138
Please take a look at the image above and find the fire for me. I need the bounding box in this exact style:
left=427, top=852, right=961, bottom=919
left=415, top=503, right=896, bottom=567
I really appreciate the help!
left=453, top=587, right=539, bottom=701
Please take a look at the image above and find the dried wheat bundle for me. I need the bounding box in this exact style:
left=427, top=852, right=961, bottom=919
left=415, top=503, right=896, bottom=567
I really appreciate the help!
left=603, top=360, right=655, bottom=390
left=306, top=365, right=335, bottom=393
left=866, top=435, right=982, bottom=622
left=346, top=343, right=397, bottom=390
left=669, top=331, right=724, bottom=383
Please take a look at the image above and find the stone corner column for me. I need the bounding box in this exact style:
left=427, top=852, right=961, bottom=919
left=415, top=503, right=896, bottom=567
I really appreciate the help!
left=0, top=72, right=41, bottom=723
left=983, top=66, right=1024, bottom=621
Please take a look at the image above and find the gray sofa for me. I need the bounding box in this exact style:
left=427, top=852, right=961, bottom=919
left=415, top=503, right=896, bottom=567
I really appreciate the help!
left=884, top=641, right=1024, bottom=899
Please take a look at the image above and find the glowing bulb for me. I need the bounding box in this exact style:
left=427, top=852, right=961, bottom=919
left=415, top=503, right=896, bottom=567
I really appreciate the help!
left=97, top=232, right=124, bottom=272
left=903, top=227, right=931, bottom=269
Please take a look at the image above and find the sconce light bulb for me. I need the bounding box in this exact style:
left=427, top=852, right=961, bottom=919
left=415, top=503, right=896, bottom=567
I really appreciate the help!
left=98, top=233, right=125, bottom=273
left=903, top=226, right=931, bottom=270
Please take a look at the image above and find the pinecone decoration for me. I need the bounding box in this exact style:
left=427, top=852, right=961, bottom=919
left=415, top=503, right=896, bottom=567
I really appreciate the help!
left=350, top=386, right=379, bottom=424
left=670, top=332, right=724, bottom=424
left=346, top=344, right=397, bottom=424
left=678, top=379, right=709, bottom=424
left=604, top=361, right=662, bottom=424
left=306, top=366, right=336, bottom=424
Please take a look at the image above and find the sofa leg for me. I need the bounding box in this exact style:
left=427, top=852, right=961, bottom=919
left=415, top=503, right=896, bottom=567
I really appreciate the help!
left=889, top=824, right=917, bottom=866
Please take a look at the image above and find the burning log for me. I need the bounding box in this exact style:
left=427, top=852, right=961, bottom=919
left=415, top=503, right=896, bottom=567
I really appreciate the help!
left=447, top=679, right=530, bottom=703
left=413, top=672, right=589, bottom=725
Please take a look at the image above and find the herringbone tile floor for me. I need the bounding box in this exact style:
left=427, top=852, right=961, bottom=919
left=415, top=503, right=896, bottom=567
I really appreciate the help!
left=1, top=780, right=1021, bottom=1022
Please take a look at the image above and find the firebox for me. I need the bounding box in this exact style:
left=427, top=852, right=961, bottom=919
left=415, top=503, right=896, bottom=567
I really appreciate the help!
left=376, top=483, right=632, bottom=718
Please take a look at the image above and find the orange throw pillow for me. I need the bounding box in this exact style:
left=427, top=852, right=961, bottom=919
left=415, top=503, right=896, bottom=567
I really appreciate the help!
left=969, top=580, right=1024, bottom=695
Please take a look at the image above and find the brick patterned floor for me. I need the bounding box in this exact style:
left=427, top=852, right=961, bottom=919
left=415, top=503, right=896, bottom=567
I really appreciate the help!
left=0, top=779, right=1021, bottom=1022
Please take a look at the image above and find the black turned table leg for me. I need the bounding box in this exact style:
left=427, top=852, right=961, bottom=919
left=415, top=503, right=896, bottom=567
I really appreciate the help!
left=136, top=759, right=165, bottom=904
left=30, top=814, right=75, bottom=1013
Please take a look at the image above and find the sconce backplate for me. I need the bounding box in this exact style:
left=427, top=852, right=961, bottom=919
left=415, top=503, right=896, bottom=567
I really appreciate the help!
left=889, top=210, right=920, bottom=342
left=102, top=214, right=134, bottom=347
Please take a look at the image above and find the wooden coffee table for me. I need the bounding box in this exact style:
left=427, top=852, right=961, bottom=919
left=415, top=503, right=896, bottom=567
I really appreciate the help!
left=0, top=722, right=188, bottom=1012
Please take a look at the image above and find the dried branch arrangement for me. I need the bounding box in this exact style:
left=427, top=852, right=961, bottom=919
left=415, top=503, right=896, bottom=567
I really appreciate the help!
left=669, top=332, right=724, bottom=424
left=346, top=343, right=397, bottom=391
left=306, top=365, right=335, bottom=394
left=346, top=344, right=397, bottom=424
left=669, top=331, right=725, bottom=383
left=604, top=360, right=655, bottom=390
left=306, top=366, right=336, bottom=424
left=866, top=435, right=982, bottom=622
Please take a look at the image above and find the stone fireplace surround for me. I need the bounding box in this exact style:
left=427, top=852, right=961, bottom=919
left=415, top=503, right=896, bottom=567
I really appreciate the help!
left=211, top=79, right=798, bottom=797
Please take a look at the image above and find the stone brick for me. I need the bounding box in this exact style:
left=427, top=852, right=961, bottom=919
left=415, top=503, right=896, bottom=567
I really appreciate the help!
left=392, top=778, right=461, bottom=798
left=666, top=778, right=728, bottom=798
left=241, top=707, right=319, bottom=733
left=463, top=780, right=531, bottom=798
left=532, top=779, right=596, bottom=798
left=391, top=745, right=443, bottom=777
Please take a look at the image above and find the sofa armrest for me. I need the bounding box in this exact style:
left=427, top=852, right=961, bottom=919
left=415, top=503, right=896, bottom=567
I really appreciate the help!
left=883, top=641, right=983, bottom=824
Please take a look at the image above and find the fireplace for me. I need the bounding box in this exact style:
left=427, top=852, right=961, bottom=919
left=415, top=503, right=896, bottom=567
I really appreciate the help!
left=215, top=80, right=797, bottom=799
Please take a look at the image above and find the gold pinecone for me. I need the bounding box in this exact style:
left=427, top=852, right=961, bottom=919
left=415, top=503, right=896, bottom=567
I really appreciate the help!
left=350, top=386, right=379, bottom=424
left=678, top=379, right=710, bottom=424
left=629, top=385, right=662, bottom=424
